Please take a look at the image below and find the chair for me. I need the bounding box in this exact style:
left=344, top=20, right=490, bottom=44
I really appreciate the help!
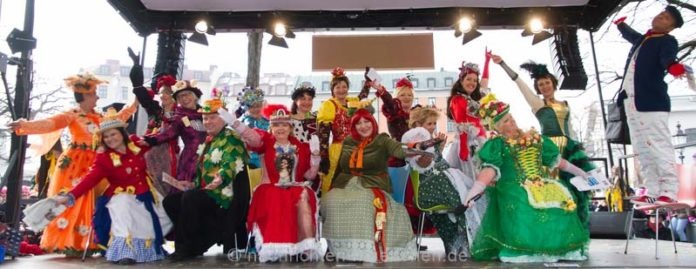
left=410, top=170, right=458, bottom=251
left=624, top=164, right=696, bottom=259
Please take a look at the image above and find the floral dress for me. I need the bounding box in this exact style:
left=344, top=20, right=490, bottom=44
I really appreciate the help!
left=14, top=103, right=137, bottom=253
left=471, top=130, right=589, bottom=262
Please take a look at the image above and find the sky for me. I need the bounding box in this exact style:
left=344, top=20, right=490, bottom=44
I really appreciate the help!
left=0, top=0, right=694, bottom=132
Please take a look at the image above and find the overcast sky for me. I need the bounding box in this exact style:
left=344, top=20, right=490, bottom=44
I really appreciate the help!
left=0, top=0, right=693, bottom=131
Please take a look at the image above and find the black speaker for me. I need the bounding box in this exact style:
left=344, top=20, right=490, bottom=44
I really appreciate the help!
left=551, top=27, right=588, bottom=90
left=153, top=30, right=186, bottom=81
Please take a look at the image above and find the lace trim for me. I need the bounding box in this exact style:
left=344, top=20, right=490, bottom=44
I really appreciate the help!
left=327, top=238, right=418, bottom=263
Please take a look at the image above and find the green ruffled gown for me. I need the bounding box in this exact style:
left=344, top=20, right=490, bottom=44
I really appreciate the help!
left=536, top=102, right=595, bottom=230
left=471, top=135, right=589, bottom=262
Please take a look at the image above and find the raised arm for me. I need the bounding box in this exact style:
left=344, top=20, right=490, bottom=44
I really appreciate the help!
left=616, top=21, right=642, bottom=44
left=492, top=55, right=544, bottom=112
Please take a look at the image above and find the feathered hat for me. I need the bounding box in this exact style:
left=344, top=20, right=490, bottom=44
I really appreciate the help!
left=237, top=86, right=265, bottom=109
left=64, top=72, right=107, bottom=94
left=262, top=104, right=292, bottom=124
left=458, top=61, right=480, bottom=79
left=198, top=88, right=226, bottom=114
left=519, top=61, right=553, bottom=80
left=478, top=93, right=510, bottom=131
left=171, top=80, right=203, bottom=99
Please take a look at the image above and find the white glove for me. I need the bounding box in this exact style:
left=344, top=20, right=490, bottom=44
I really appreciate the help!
left=218, top=108, right=236, bottom=126
left=457, top=123, right=480, bottom=137
left=309, top=135, right=320, bottom=155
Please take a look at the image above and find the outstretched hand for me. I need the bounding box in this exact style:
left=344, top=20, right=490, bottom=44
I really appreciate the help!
left=490, top=54, right=503, bottom=64
left=484, top=46, right=492, bottom=62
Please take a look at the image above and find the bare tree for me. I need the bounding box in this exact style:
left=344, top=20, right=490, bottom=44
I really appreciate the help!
left=0, top=85, right=69, bottom=162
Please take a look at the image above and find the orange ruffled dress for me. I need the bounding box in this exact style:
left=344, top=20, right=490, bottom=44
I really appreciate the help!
left=15, top=103, right=136, bottom=253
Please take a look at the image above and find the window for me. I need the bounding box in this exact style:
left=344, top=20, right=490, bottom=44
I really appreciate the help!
left=428, top=97, right=436, bottom=107
left=427, top=78, right=436, bottom=89
left=193, top=71, right=203, bottom=80
left=322, top=81, right=330, bottom=92
left=275, top=85, right=287, bottom=95
left=411, top=78, right=419, bottom=88
left=392, top=79, right=400, bottom=88
left=120, top=67, right=130, bottom=77
left=444, top=77, right=454, bottom=87
left=98, top=65, right=110, bottom=75
left=121, top=87, right=129, bottom=100
left=97, top=85, right=108, bottom=98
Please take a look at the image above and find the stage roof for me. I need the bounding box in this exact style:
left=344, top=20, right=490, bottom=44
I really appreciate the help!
left=108, top=0, right=630, bottom=35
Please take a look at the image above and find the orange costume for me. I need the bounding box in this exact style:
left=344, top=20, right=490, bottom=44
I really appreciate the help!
left=13, top=73, right=137, bottom=253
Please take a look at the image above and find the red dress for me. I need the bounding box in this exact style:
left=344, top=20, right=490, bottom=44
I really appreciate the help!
left=245, top=130, right=320, bottom=262
left=449, top=94, right=485, bottom=161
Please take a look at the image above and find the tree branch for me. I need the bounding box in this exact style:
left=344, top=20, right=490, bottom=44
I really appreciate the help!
left=667, top=0, right=696, bottom=13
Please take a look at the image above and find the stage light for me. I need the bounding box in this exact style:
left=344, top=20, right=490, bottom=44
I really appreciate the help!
left=521, top=17, right=553, bottom=45
left=195, top=20, right=208, bottom=34
left=453, top=16, right=481, bottom=45
left=274, top=22, right=287, bottom=37
left=529, top=18, right=544, bottom=34
left=266, top=20, right=295, bottom=48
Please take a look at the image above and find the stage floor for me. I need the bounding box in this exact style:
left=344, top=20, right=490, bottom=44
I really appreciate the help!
left=2, top=238, right=695, bottom=268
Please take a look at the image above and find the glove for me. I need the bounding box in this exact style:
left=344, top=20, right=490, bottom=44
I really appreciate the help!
left=613, top=16, right=627, bottom=25
left=128, top=47, right=144, bottom=87
left=482, top=46, right=491, bottom=79
left=218, top=108, right=236, bottom=126
left=457, top=123, right=480, bottom=137
left=309, top=135, right=320, bottom=155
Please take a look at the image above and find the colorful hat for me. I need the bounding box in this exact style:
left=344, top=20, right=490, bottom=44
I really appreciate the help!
left=478, top=93, right=510, bottom=131
left=155, top=74, right=177, bottom=95
left=458, top=61, right=480, bottom=78
left=99, top=107, right=127, bottom=132
left=171, top=80, right=203, bottom=99
left=237, top=86, right=265, bottom=109
left=394, top=77, right=414, bottom=96
left=262, top=104, right=292, bottom=124
left=64, top=72, right=107, bottom=94
left=198, top=88, right=226, bottom=114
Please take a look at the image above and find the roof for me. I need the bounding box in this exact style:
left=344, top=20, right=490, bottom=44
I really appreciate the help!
left=107, top=0, right=630, bottom=35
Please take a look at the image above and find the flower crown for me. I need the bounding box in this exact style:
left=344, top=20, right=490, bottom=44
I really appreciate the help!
left=477, top=93, right=510, bottom=131
left=331, top=67, right=346, bottom=79
left=458, top=62, right=480, bottom=78
left=64, top=72, right=107, bottom=94
left=155, top=74, right=177, bottom=94
left=237, top=86, right=265, bottom=108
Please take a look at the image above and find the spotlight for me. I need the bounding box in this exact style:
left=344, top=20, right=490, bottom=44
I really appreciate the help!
left=274, top=22, right=287, bottom=37
left=529, top=18, right=544, bottom=34
left=265, top=21, right=295, bottom=48
left=521, top=17, right=553, bottom=45
left=195, top=20, right=208, bottom=34
left=187, top=20, right=216, bottom=46
left=453, top=16, right=482, bottom=45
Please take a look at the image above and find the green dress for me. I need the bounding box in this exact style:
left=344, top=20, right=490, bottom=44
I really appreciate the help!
left=535, top=102, right=595, bottom=230
left=471, top=133, right=589, bottom=262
